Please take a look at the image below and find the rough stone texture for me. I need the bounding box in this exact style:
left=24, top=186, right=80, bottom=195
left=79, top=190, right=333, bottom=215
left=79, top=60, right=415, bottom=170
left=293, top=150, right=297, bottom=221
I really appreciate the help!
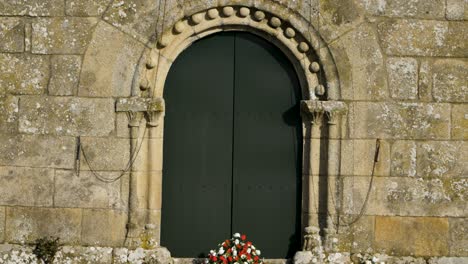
left=386, top=57, right=418, bottom=100
left=78, top=22, right=145, bottom=97
left=432, top=59, right=467, bottom=103
left=0, top=207, right=4, bottom=243
left=0, top=18, right=24, bottom=52
left=0, top=95, right=19, bottom=134
left=351, top=102, right=451, bottom=139
left=340, top=139, right=390, bottom=177
left=375, top=216, right=449, bottom=256
left=0, top=134, right=75, bottom=169
left=343, top=176, right=467, bottom=217
left=416, top=141, right=467, bottom=178
left=0, top=0, right=64, bottom=16
left=103, top=0, right=181, bottom=45
left=293, top=251, right=313, bottom=264
left=451, top=105, right=468, bottom=140
left=429, top=257, right=468, bottom=264
left=18, top=96, right=114, bottom=136
left=113, top=247, right=172, bottom=264
left=55, top=170, right=123, bottom=209
left=330, top=23, right=388, bottom=100
left=418, top=59, right=434, bottom=102
left=5, top=207, right=81, bottom=244
left=357, top=0, right=446, bottom=19
left=79, top=137, right=130, bottom=171
left=56, top=246, right=114, bottom=263
left=81, top=209, right=127, bottom=247
left=391, top=141, right=417, bottom=177
left=31, top=18, right=98, bottom=54
left=65, top=0, right=112, bottom=16
left=0, top=166, right=53, bottom=207
left=446, top=0, right=467, bottom=20
left=49, top=55, right=82, bottom=96
left=449, top=218, right=468, bottom=256
left=378, top=19, right=467, bottom=57
left=0, top=54, right=49, bottom=95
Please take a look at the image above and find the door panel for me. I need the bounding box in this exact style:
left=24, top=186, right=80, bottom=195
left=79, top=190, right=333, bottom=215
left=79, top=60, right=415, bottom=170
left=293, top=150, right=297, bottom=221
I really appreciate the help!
left=232, top=33, right=302, bottom=258
left=161, top=33, right=235, bottom=257
left=162, top=32, right=302, bottom=259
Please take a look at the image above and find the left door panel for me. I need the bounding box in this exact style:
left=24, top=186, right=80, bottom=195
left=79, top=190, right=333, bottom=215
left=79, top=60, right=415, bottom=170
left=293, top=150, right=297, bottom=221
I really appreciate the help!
left=161, top=33, right=235, bottom=257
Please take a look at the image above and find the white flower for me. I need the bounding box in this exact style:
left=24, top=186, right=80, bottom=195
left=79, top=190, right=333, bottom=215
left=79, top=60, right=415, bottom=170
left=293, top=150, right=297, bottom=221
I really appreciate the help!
left=234, top=233, right=241, bottom=238
left=210, top=250, right=216, bottom=255
left=234, top=262, right=239, bottom=264
left=233, top=250, right=237, bottom=256
left=251, top=245, right=255, bottom=250
left=244, top=262, right=248, bottom=264
left=256, top=250, right=261, bottom=255
left=218, top=248, right=225, bottom=255
left=235, top=239, right=240, bottom=245
left=241, top=254, right=246, bottom=259
left=247, top=248, right=251, bottom=254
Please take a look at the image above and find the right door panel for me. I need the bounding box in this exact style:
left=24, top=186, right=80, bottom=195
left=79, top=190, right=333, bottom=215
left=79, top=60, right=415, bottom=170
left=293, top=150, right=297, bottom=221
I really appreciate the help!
left=232, top=32, right=303, bottom=259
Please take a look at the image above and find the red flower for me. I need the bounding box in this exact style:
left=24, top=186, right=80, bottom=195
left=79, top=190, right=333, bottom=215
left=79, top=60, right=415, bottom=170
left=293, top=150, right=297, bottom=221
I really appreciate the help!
left=254, top=256, right=259, bottom=261
left=228, top=257, right=233, bottom=262
left=212, top=256, right=218, bottom=262
left=241, top=234, right=247, bottom=240
left=247, top=242, right=252, bottom=247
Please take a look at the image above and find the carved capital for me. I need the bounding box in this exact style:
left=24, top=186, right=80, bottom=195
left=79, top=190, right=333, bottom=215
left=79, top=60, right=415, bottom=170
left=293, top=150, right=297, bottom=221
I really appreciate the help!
left=116, top=97, right=165, bottom=127
left=301, top=100, right=347, bottom=126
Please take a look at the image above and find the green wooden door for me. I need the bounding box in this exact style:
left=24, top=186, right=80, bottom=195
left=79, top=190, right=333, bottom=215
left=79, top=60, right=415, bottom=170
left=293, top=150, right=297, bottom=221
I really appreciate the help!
left=162, top=32, right=302, bottom=259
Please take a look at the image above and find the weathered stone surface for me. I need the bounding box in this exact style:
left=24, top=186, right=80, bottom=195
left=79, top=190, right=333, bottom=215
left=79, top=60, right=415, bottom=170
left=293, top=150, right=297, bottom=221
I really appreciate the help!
left=418, top=59, right=433, bottom=102
left=0, top=207, right=4, bottom=243
left=343, top=176, right=468, bottom=217
left=0, top=95, right=19, bottom=134
left=5, top=207, right=81, bottom=244
left=0, top=0, right=64, bottom=16
left=18, top=96, right=114, bottom=136
left=293, top=251, right=313, bottom=264
left=78, top=22, right=145, bottom=97
left=113, top=247, right=172, bottom=264
left=55, top=170, right=123, bottom=209
left=429, top=257, right=468, bottom=264
left=32, top=18, right=98, bottom=54
left=446, top=0, right=467, bottom=20
left=49, top=55, right=82, bottom=96
left=448, top=218, right=468, bottom=256
left=56, top=246, right=114, bottom=264
left=378, top=19, right=467, bottom=57
left=65, top=0, right=112, bottom=16
left=432, top=59, right=467, bottom=103
left=340, top=139, right=390, bottom=177
left=387, top=57, right=418, bottom=100
left=391, top=141, right=417, bottom=177
left=417, top=141, right=467, bottom=178
left=0, top=54, right=49, bottom=95
left=0, top=18, right=24, bottom=52
left=103, top=0, right=180, bottom=45
left=330, top=24, right=387, bottom=100
left=452, top=105, right=468, bottom=140
left=351, top=102, right=451, bottom=139
left=79, top=137, right=130, bottom=171
left=0, top=134, right=75, bottom=169
left=82, top=209, right=126, bottom=247
left=357, top=0, right=445, bottom=19
left=375, top=216, right=449, bottom=256
left=0, top=166, right=53, bottom=207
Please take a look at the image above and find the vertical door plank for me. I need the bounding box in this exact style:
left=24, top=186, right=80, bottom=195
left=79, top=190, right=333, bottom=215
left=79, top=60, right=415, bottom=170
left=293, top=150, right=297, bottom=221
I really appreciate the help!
left=232, top=32, right=302, bottom=258
left=162, top=33, right=235, bottom=257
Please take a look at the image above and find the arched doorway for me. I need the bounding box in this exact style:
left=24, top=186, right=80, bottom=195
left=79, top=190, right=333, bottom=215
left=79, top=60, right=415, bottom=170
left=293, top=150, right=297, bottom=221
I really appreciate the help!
left=161, top=32, right=302, bottom=258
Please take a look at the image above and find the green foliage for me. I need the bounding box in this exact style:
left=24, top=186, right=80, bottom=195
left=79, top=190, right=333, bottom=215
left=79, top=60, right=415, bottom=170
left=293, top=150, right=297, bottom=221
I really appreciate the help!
left=32, top=237, right=60, bottom=264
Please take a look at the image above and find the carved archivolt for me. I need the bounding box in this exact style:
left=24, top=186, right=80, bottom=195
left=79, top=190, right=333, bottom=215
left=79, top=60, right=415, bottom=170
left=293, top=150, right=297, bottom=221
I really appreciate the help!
left=134, top=5, right=341, bottom=101
left=119, top=5, right=347, bottom=249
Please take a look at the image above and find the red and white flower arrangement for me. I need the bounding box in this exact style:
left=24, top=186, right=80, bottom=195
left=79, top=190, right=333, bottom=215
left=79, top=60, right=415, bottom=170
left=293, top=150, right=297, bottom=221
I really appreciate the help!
left=206, top=233, right=263, bottom=264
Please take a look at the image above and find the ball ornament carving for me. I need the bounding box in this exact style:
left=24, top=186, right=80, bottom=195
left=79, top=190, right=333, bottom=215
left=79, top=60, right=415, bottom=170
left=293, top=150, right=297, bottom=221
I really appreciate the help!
left=285, top=27, right=295, bottom=38
left=254, top=11, right=265, bottom=21
left=192, top=13, right=204, bottom=24
left=223, top=6, right=234, bottom=16
left=270, top=17, right=281, bottom=28
left=207, top=9, right=219, bottom=19
left=309, top=62, right=320, bottom=73
left=239, top=7, right=250, bottom=17
left=298, top=42, right=309, bottom=53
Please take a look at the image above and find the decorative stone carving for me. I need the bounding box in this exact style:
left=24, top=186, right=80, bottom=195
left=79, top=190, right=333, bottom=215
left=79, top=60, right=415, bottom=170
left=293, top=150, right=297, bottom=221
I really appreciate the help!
left=298, top=42, right=309, bottom=53
left=207, top=9, right=219, bottom=19
left=269, top=17, right=281, bottom=28
left=239, top=7, right=250, bottom=17
left=309, top=62, right=320, bottom=73
left=253, top=11, right=265, bottom=21
left=191, top=13, right=203, bottom=24
left=173, top=21, right=185, bottom=34
left=285, top=27, right=295, bottom=38
left=222, top=6, right=234, bottom=17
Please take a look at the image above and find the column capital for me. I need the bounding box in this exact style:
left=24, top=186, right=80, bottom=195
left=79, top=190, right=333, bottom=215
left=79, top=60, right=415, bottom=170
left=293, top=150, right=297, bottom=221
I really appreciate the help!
left=300, top=100, right=347, bottom=125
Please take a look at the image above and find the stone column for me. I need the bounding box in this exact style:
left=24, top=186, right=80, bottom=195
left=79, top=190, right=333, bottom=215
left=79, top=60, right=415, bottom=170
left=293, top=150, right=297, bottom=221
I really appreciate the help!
left=116, top=97, right=165, bottom=248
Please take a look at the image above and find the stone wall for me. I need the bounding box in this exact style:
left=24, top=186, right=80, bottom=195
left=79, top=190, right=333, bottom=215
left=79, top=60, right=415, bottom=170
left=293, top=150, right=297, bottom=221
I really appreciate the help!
left=0, top=0, right=466, bottom=261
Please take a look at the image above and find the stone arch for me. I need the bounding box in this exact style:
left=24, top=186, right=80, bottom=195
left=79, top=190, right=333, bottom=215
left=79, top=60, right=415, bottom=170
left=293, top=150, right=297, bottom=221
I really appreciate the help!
left=112, top=4, right=348, bottom=251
